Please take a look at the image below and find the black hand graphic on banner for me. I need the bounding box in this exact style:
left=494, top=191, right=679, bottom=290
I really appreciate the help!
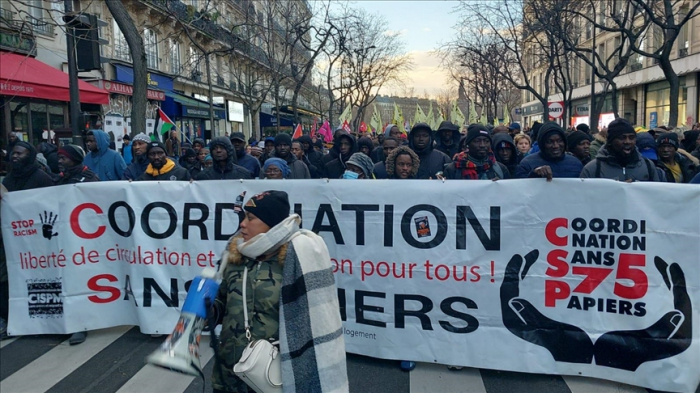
left=593, top=258, right=692, bottom=371
left=500, top=250, right=594, bottom=364
left=39, top=211, right=58, bottom=240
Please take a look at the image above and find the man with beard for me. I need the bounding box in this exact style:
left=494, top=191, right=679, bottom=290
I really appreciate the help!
left=567, top=131, right=593, bottom=165
left=2, top=142, right=54, bottom=191
left=654, top=133, right=697, bottom=183
left=516, top=122, right=583, bottom=180
left=56, top=145, right=99, bottom=184
left=4, top=132, right=19, bottom=163
left=408, top=123, right=451, bottom=179
left=273, top=133, right=309, bottom=179
left=434, top=121, right=461, bottom=158
left=83, top=130, right=127, bottom=181
left=325, top=132, right=357, bottom=179
left=444, top=124, right=509, bottom=180
left=230, top=132, right=260, bottom=178
left=195, top=137, right=251, bottom=180
left=581, top=118, right=660, bottom=181
left=137, top=142, right=190, bottom=181
left=372, top=137, right=399, bottom=179
left=122, top=133, right=151, bottom=180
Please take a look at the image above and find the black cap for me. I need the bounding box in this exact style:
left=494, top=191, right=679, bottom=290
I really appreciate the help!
left=656, top=132, right=679, bottom=149
left=607, top=118, right=635, bottom=142
left=230, top=132, right=246, bottom=142
left=147, top=141, right=167, bottom=154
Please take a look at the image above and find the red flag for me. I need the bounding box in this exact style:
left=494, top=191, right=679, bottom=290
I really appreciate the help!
left=311, top=118, right=318, bottom=137
left=359, top=121, right=368, bottom=133
left=318, top=120, right=332, bottom=141
left=292, top=123, right=303, bottom=139
left=342, top=120, right=352, bottom=134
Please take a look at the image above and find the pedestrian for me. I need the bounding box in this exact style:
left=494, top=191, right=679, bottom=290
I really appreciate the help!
left=434, top=121, right=461, bottom=158
left=492, top=133, right=519, bottom=176
left=567, top=131, right=593, bottom=165
left=291, top=140, right=319, bottom=178
left=581, top=118, right=660, bottom=182
left=210, top=190, right=348, bottom=392
left=297, top=135, right=324, bottom=177
left=514, top=133, right=531, bottom=156
left=408, top=123, right=451, bottom=179
left=2, top=141, right=54, bottom=191
left=507, top=122, right=521, bottom=138
left=385, top=145, right=420, bottom=179
left=230, top=132, right=261, bottom=178
left=372, top=137, right=399, bottom=179
left=195, top=137, right=251, bottom=180
left=516, top=122, right=583, bottom=180
left=357, top=136, right=374, bottom=158
left=576, top=123, right=591, bottom=135
left=121, top=134, right=133, bottom=165
left=165, top=130, right=181, bottom=159
left=528, top=121, right=542, bottom=154
left=325, top=132, right=358, bottom=179
left=273, top=133, right=310, bottom=179
left=371, top=124, right=403, bottom=164
left=37, top=141, right=60, bottom=173
left=121, top=133, right=151, bottom=180
left=4, top=132, right=19, bottom=163
left=444, top=124, right=510, bottom=180
left=589, top=127, right=607, bottom=159
left=180, top=148, right=198, bottom=172
left=259, top=136, right=276, bottom=166
left=192, top=137, right=205, bottom=155
left=343, top=152, right=374, bottom=179
left=137, top=141, right=190, bottom=181
left=262, top=157, right=290, bottom=179
left=654, top=133, right=697, bottom=183
left=83, top=130, right=127, bottom=181
left=56, top=145, right=99, bottom=185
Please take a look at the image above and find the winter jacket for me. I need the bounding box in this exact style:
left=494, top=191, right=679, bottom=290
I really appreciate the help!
left=516, top=151, right=583, bottom=179
left=38, top=142, right=60, bottom=173
left=273, top=153, right=310, bottom=179
left=580, top=147, right=660, bottom=182
left=121, top=153, right=149, bottom=180
left=370, top=146, right=385, bottom=164
left=2, top=163, right=54, bottom=191
left=83, top=130, right=127, bottom=181
left=137, top=161, right=191, bottom=181
left=55, top=165, right=99, bottom=185
left=189, top=162, right=204, bottom=179
left=655, top=151, right=698, bottom=183
left=372, top=161, right=389, bottom=179
left=434, top=126, right=462, bottom=158
left=236, top=152, right=261, bottom=178
left=324, top=133, right=358, bottom=179
left=492, top=133, right=520, bottom=176
left=298, top=135, right=325, bottom=178
left=589, top=133, right=606, bottom=160
left=408, top=126, right=451, bottom=179
left=121, top=142, right=133, bottom=165
left=444, top=152, right=510, bottom=180
left=195, top=162, right=251, bottom=180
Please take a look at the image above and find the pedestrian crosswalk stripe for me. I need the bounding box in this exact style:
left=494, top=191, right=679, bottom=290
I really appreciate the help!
left=562, top=375, right=648, bottom=393
left=116, top=336, right=215, bottom=393
left=0, top=326, right=131, bottom=393
left=0, top=334, right=65, bottom=381
left=410, top=363, right=487, bottom=393
left=0, top=337, right=17, bottom=349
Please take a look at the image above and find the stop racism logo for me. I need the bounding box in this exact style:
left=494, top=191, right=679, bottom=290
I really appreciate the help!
left=549, top=102, right=564, bottom=119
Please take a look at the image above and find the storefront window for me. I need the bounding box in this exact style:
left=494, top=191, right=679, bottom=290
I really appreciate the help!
left=10, top=101, right=29, bottom=139
left=645, top=80, right=686, bottom=127
left=31, top=102, right=48, bottom=140
left=49, top=104, right=65, bottom=129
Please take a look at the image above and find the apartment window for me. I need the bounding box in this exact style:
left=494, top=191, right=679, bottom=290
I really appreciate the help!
left=169, top=39, right=180, bottom=74
left=144, top=28, right=158, bottom=69
left=113, top=19, right=131, bottom=62
left=189, top=47, right=202, bottom=79
left=678, top=7, right=689, bottom=56
left=28, top=0, right=43, bottom=21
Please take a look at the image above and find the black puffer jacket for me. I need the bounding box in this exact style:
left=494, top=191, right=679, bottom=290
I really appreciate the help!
left=434, top=122, right=461, bottom=158
left=298, top=135, right=324, bottom=178
left=408, top=123, right=451, bottom=179
left=655, top=152, right=698, bottom=183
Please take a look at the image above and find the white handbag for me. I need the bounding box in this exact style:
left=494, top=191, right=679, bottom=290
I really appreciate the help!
left=233, top=268, right=283, bottom=393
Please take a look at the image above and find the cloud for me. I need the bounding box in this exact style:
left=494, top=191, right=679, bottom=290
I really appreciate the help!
left=384, top=29, right=408, bottom=37
left=422, top=27, right=432, bottom=32
left=381, top=51, right=453, bottom=97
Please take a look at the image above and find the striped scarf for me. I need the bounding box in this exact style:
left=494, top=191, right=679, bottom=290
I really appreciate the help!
left=453, top=151, right=497, bottom=180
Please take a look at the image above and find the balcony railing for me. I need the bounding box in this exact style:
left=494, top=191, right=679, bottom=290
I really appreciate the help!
left=629, top=62, right=642, bottom=71
left=679, top=48, right=688, bottom=58
left=29, top=19, right=54, bottom=36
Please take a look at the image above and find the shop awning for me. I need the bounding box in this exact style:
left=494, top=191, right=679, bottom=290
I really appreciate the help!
left=274, top=105, right=321, bottom=118
left=0, top=52, right=109, bottom=105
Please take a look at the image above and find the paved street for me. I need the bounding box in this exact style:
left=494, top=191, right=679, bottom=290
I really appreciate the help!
left=2, top=326, right=697, bottom=393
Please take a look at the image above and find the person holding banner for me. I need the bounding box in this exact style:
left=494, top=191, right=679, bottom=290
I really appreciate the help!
left=195, top=137, right=251, bottom=181
left=516, top=122, right=583, bottom=180
left=385, top=145, right=420, bottom=179
left=83, top=130, right=127, bottom=181
left=210, top=190, right=348, bottom=393
left=137, top=142, right=191, bottom=181
left=444, top=124, right=510, bottom=180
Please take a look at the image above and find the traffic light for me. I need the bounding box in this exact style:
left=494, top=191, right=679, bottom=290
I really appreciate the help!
left=63, top=13, right=108, bottom=71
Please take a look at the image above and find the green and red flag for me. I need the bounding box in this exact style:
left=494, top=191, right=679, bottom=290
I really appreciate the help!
left=155, top=107, right=175, bottom=135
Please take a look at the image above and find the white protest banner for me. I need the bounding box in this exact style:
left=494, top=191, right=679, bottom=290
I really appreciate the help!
left=2, top=179, right=699, bottom=392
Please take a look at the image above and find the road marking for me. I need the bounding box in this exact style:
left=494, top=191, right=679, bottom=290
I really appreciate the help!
left=0, top=337, right=18, bottom=349
left=562, top=375, right=647, bottom=393
left=0, top=326, right=131, bottom=393
left=410, top=363, right=487, bottom=393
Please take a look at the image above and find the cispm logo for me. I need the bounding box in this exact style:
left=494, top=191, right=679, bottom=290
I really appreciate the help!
left=27, top=278, right=63, bottom=318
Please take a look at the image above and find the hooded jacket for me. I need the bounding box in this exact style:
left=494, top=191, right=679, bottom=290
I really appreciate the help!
left=492, top=133, right=519, bottom=175
left=321, top=129, right=346, bottom=166
left=83, top=130, right=127, bottom=181
left=56, top=165, right=99, bottom=185
left=2, top=142, right=55, bottom=191
left=434, top=122, right=461, bottom=158
left=275, top=151, right=310, bottom=179
left=195, top=137, right=252, bottom=180
left=122, top=150, right=150, bottom=180
left=297, top=135, right=324, bottom=178
left=385, top=146, right=420, bottom=179
left=371, top=124, right=397, bottom=163
left=325, top=133, right=358, bottom=179
left=408, top=123, right=451, bottom=179
left=235, top=149, right=261, bottom=178
left=655, top=151, right=698, bottom=183
left=589, top=133, right=606, bottom=159
left=516, top=125, right=583, bottom=179
left=38, top=142, right=60, bottom=173
left=580, top=146, right=660, bottom=181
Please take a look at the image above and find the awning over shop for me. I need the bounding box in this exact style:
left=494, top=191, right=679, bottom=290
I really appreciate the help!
left=0, top=52, right=109, bottom=105
left=274, top=105, right=321, bottom=118
left=164, top=91, right=226, bottom=119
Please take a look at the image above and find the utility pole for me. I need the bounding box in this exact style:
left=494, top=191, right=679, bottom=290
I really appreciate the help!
left=589, top=2, right=597, bottom=132
left=64, top=0, right=82, bottom=146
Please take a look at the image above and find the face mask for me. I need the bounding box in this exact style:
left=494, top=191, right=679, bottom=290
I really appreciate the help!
left=343, top=170, right=360, bottom=179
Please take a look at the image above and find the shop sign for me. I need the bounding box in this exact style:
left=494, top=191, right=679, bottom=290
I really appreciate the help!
left=574, top=104, right=589, bottom=116
left=522, top=102, right=543, bottom=116
left=548, top=101, right=564, bottom=119
left=227, top=100, right=244, bottom=122
left=114, top=64, right=174, bottom=92
left=103, top=81, right=165, bottom=101
left=183, top=106, right=221, bottom=119
left=0, top=32, right=36, bottom=56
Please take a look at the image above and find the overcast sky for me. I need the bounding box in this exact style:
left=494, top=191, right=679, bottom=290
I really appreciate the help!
left=347, top=1, right=462, bottom=97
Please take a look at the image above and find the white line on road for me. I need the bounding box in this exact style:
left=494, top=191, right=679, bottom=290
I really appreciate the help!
left=410, top=363, right=487, bottom=393
left=562, top=375, right=648, bottom=393
left=0, top=337, right=18, bottom=349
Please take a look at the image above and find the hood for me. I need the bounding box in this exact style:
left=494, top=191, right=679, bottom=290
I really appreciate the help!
left=357, top=137, right=374, bottom=153
left=209, top=136, right=237, bottom=165
left=193, top=138, right=205, bottom=148
left=38, top=142, right=58, bottom=155
left=384, top=124, right=397, bottom=138
left=434, top=123, right=461, bottom=149
left=297, top=135, right=315, bottom=154
left=333, top=132, right=358, bottom=162
left=492, top=133, right=516, bottom=152
left=385, top=145, right=419, bottom=178
left=408, top=123, right=434, bottom=155
left=90, top=130, right=111, bottom=157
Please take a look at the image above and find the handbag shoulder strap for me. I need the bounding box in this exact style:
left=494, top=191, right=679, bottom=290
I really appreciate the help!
left=242, top=267, right=251, bottom=341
